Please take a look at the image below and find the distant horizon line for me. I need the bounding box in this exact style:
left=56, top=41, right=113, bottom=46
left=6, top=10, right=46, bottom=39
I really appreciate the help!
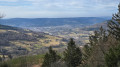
left=2, top=16, right=112, bottom=19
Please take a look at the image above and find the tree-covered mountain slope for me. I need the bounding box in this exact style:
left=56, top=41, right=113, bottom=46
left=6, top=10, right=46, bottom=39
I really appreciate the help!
left=0, top=24, right=67, bottom=58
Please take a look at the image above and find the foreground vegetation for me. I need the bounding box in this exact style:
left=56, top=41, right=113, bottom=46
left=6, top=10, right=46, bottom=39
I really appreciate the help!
left=0, top=54, right=44, bottom=67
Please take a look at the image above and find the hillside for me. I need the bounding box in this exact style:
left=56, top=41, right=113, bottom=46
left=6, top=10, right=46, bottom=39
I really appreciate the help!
left=0, top=24, right=67, bottom=58
left=82, top=21, right=108, bottom=31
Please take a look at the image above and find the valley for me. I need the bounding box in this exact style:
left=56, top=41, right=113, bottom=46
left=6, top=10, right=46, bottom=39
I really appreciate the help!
left=26, top=25, right=93, bottom=44
left=0, top=17, right=109, bottom=45
left=0, top=17, right=109, bottom=58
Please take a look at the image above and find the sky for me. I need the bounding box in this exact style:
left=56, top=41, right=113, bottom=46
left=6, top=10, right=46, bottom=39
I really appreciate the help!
left=0, top=0, right=119, bottom=18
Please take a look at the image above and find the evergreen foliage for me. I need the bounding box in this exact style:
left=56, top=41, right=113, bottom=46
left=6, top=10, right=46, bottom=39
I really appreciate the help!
left=63, top=38, right=82, bottom=67
left=108, top=3, right=120, bottom=40
left=82, top=27, right=109, bottom=67
left=42, top=46, right=61, bottom=67
left=104, top=3, right=120, bottom=67
left=105, top=44, right=120, bottom=67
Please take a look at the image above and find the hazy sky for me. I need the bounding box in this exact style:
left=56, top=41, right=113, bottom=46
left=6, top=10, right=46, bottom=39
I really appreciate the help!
left=0, top=0, right=119, bottom=18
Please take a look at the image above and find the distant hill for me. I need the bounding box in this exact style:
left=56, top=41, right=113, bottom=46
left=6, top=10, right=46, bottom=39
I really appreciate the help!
left=0, top=24, right=67, bottom=58
left=82, top=21, right=108, bottom=31
left=0, top=17, right=110, bottom=27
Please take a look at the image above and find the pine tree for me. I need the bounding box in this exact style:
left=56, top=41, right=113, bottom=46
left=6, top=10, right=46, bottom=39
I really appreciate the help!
left=108, top=3, right=120, bottom=40
left=42, top=53, right=50, bottom=67
left=63, top=38, right=82, bottom=67
left=104, top=3, right=120, bottom=67
left=82, top=27, right=108, bottom=67
left=105, top=44, right=120, bottom=67
left=42, top=46, right=61, bottom=67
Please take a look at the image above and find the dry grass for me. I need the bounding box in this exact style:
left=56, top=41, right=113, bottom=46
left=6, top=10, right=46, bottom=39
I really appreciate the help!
left=9, top=35, right=66, bottom=50
left=8, top=30, right=19, bottom=33
left=25, top=33, right=33, bottom=36
left=0, top=29, right=7, bottom=33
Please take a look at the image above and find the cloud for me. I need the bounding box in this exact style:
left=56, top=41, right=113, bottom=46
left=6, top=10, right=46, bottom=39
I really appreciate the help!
left=0, top=0, right=119, bottom=18
left=0, top=0, right=18, bottom=2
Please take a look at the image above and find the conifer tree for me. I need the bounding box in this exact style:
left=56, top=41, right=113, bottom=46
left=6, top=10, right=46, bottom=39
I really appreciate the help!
left=42, top=46, right=61, bottom=67
left=105, top=44, right=120, bottom=67
left=105, top=3, right=120, bottom=67
left=108, top=3, right=120, bottom=40
left=63, top=38, right=82, bottom=67
left=82, top=27, right=108, bottom=67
